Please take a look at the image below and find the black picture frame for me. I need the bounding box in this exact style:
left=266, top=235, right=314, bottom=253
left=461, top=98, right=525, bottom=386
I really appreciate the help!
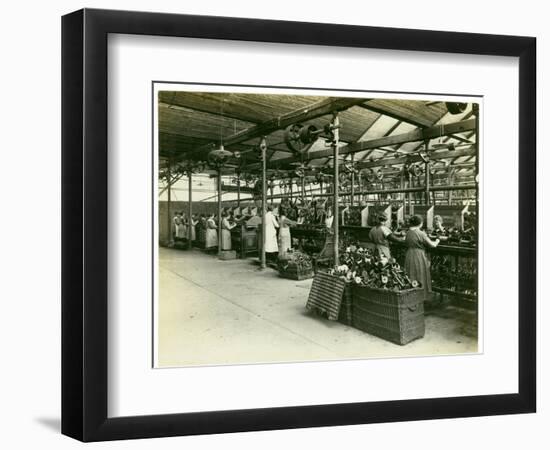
left=61, top=8, right=536, bottom=442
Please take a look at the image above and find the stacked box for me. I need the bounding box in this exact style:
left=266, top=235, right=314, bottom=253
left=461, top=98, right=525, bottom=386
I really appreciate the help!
left=352, top=285, right=425, bottom=345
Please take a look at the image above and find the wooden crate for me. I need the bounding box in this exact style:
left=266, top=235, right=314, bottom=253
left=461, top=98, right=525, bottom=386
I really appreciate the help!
left=306, top=272, right=347, bottom=320
left=352, top=285, right=425, bottom=345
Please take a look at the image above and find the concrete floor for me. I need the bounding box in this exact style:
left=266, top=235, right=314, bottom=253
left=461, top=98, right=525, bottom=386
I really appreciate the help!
left=157, top=248, right=478, bottom=367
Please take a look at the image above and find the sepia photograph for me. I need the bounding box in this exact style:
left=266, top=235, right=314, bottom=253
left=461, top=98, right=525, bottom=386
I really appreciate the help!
left=154, top=85, right=480, bottom=368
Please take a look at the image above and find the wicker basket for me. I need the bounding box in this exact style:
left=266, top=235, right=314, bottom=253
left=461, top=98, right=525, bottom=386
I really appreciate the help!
left=278, top=254, right=314, bottom=280
left=352, top=285, right=425, bottom=345
left=279, top=267, right=314, bottom=280
left=338, top=282, right=353, bottom=325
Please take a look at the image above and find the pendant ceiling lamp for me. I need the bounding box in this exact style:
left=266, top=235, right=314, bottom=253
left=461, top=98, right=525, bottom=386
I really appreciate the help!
left=208, top=98, right=239, bottom=168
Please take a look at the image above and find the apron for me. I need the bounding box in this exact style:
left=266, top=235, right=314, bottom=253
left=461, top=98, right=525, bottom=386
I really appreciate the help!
left=264, top=212, right=279, bottom=253
left=205, top=219, right=218, bottom=248
left=221, top=218, right=233, bottom=250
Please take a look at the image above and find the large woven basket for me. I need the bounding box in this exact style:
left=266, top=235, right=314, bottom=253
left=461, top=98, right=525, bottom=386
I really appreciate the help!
left=352, top=285, right=425, bottom=345
left=338, top=282, right=353, bottom=325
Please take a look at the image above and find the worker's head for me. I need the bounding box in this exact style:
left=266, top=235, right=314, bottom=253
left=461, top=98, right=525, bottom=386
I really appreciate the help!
left=434, top=215, right=443, bottom=224
left=409, top=215, right=423, bottom=227
left=376, top=213, right=388, bottom=225
left=267, top=205, right=274, bottom=212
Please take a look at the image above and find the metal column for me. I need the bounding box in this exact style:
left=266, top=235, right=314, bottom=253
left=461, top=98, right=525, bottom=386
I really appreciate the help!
left=236, top=170, right=241, bottom=207
left=350, top=154, right=355, bottom=206
left=400, top=171, right=405, bottom=212
left=166, top=158, right=172, bottom=243
left=217, top=171, right=222, bottom=256
left=260, top=137, right=267, bottom=270
left=188, top=172, right=193, bottom=249
left=474, top=103, right=479, bottom=227
left=425, top=161, right=431, bottom=205
left=332, top=114, right=340, bottom=267
left=447, top=168, right=453, bottom=204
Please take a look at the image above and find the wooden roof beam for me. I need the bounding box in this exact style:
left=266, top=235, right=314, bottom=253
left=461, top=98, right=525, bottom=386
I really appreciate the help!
left=381, top=107, right=456, bottom=156
left=355, top=114, right=386, bottom=142
left=175, top=96, right=368, bottom=162
left=158, top=92, right=262, bottom=123
left=356, top=147, right=476, bottom=170
left=359, top=119, right=403, bottom=161
left=357, top=101, right=436, bottom=128
left=448, top=134, right=474, bottom=144
left=263, top=118, right=475, bottom=169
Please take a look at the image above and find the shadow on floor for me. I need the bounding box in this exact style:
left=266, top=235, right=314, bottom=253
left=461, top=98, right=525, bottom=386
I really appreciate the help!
left=35, top=417, right=61, bottom=433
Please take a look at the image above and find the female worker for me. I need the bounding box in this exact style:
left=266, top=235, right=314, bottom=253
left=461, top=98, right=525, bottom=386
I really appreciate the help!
left=278, top=207, right=297, bottom=259
left=189, top=213, right=198, bottom=242
left=221, top=211, right=237, bottom=251
left=316, top=202, right=327, bottom=225
left=296, top=209, right=306, bottom=225
left=205, top=213, right=218, bottom=251
left=369, top=212, right=403, bottom=259
left=177, top=212, right=188, bottom=240
left=324, top=207, right=334, bottom=230
left=404, top=215, right=440, bottom=301
left=197, top=214, right=207, bottom=246
left=172, top=212, right=181, bottom=240
left=264, top=205, right=279, bottom=261
left=433, top=214, right=445, bottom=234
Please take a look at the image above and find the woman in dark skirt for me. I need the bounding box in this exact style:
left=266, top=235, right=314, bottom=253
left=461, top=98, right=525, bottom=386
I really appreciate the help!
left=368, top=212, right=403, bottom=259
left=404, top=215, right=440, bottom=300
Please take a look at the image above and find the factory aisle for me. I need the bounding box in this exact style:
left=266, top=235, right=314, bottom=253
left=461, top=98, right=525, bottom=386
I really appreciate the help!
left=157, top=248, right=477, bottom=367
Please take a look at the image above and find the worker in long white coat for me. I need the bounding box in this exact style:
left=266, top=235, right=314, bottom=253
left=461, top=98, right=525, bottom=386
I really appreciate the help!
left=264, top=205, right=279, bottom=260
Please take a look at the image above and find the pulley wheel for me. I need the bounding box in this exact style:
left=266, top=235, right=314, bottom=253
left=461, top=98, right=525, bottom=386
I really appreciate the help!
left=299, top=125, right=318, bottom=144
left=284, top=124, right=302, bottom=152
left=445, top=102, right=468, bottom=115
